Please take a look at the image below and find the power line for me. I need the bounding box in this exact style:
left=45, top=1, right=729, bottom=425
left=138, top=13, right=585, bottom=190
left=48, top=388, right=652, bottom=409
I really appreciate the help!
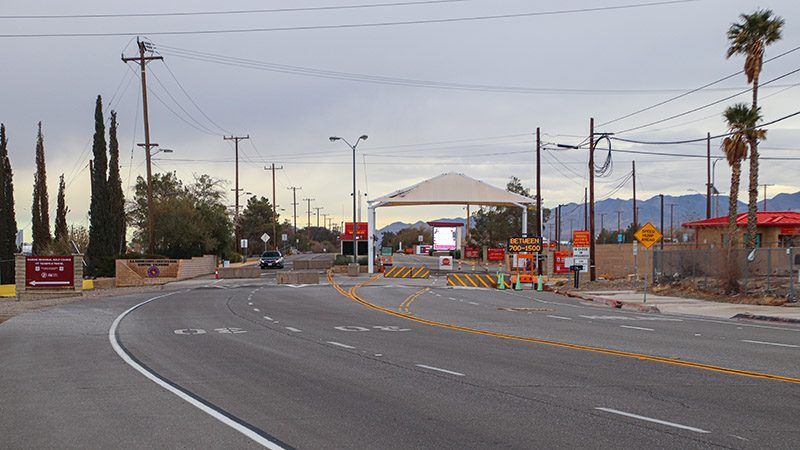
left=0, top=1, right=700, bottom=38
left=0, top=0, right=478, bottom=19
left=598, top=43, right=800, bottom=128
left=160, top=60, right=232, bottom=135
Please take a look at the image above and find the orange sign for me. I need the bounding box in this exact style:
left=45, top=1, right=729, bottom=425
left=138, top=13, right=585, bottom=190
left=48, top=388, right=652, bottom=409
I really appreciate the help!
left=634, top=222, right=663, bottom=249
left=573, top=230, right=590, bottom=247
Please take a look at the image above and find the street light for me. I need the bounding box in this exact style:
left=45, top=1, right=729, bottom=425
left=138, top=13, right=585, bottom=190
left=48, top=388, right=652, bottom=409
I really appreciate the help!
left=329, top=134, right=368, bottom=263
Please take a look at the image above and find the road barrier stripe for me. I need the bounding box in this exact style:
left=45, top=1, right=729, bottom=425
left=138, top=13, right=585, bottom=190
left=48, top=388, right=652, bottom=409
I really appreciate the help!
left=326, top=272, right=800, bottom=386
left=475, top=275, right=491, bottom=288
left=446, top=273, right=503, bottom=288
left=385, top=266, right=399, bottom=277
left=384, top=266, right=430, bottom=279
left=413, top=267, right=426, bottom=278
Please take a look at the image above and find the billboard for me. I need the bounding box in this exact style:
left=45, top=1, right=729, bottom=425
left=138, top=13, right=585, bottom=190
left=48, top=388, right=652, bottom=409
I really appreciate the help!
left=432, top=226, right=457, bottom=250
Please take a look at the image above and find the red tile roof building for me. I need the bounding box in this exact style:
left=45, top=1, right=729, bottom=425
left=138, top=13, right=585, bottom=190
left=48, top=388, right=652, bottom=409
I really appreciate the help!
left=683, top=212, right=800, bottom=247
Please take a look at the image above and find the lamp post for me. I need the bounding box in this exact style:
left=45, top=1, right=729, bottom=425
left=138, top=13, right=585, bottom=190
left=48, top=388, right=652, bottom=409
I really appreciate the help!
left=329, top=135, right=368, bottom=262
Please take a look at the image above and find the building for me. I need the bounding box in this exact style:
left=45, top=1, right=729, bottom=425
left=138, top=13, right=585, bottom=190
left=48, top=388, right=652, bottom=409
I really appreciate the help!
left=683, top=211, right=800, bottom=248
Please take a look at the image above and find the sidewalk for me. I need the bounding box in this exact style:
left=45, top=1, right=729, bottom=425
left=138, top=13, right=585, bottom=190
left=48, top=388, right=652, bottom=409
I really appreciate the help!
left=566, top=290, right=800, bottom=324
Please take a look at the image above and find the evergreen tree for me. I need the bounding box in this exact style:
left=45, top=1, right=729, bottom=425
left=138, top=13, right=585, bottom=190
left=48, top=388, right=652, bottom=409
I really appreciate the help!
left=55, top=174, right=68, bottom=243
left=107, top=110, right=126, bottom=254
left=31, top=122, right=51, bottom=255
left=86, top=95, right=113, bottom=271
left=0, top=124, right=19, bottom=283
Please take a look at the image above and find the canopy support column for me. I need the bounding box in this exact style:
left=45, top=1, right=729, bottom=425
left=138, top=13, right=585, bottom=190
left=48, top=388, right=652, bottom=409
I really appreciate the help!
left=368, top=206, right=376, bottom=274
left=521, top=206, right=528, bottom=237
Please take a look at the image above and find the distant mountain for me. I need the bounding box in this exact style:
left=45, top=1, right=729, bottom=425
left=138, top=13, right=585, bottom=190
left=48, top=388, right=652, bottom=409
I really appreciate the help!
left=376, top=193, right=800, bottom=240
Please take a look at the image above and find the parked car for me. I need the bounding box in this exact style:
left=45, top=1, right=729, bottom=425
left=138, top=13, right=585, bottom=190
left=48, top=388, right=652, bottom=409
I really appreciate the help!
left=260, top=250, right=284, bottom=269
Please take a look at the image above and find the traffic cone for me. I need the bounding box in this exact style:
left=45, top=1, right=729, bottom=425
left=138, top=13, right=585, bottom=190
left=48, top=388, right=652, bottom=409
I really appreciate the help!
left=215, top=269, right=219, bottom=279
left=537, top=275, right=543, bottom=292
left=514, top=274, right=521, bottom=290
left=497, top=272, right=505, bottom=290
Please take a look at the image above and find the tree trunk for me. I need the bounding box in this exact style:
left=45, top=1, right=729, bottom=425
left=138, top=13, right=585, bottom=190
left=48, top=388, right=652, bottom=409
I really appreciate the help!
left=727, top=160, right=741, bottom=251
left=745, top=70, right=760, bottom=250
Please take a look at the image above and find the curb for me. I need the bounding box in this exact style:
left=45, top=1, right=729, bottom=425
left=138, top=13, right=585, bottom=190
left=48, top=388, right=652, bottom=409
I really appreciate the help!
left=732, top=313, right=800, bottom=325
left=555, top=289, right=661, bottom=314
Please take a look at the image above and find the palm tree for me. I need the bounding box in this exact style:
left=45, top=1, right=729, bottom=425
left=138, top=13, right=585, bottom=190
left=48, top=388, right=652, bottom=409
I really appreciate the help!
left=721, top=104, right=760, bottom=250
left=726, top=9, right=784, bottom=249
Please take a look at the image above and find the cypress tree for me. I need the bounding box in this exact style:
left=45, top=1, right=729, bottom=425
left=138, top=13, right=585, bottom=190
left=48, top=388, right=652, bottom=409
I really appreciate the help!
left=86, top=95, right=113, bottom=270
left=55, top=174, right=69, bottom=243
left=0, top=124, right=19, bottom=283
left=31, top=122, right=51, bottom=255
left=108, top=110, right=126, bottom=254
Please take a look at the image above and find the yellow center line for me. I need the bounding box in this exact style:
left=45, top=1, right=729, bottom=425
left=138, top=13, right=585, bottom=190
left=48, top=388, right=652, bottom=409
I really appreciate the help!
left=327, top=271, right=800, bottom=386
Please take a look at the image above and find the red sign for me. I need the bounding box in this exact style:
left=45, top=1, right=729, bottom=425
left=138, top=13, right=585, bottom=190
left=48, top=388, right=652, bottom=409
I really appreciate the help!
left=553, top=251, right=571, bottom=274
left=25, top=256, right=74, bottom=289
left=342, top=222, right=368, bottom=240
left=780, top=227, right=800, bottom=235
left=487, top=248, right=505, bottom=262
left=464, top=247, right=480, bottom=259
left=573, top=230, right=590, bottom=247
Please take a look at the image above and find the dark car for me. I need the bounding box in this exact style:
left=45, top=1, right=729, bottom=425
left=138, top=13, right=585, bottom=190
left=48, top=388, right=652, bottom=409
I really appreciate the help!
left=260, top=251, right=284, bottom=269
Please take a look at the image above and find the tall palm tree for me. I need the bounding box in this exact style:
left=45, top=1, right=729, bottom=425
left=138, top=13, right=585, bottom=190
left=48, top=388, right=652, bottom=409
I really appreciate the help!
left=721, top=104, right=761, bottom=250
left=726, top=9, right=784, bottom=249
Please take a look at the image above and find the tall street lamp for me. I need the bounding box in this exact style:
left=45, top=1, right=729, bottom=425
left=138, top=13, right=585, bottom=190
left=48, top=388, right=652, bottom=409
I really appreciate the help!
left=329, top=135, right=368, bottom=263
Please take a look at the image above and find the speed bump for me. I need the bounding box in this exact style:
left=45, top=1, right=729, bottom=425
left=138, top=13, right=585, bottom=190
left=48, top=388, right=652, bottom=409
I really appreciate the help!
left=384, top=266, right=431, bottom=279
left=447, top=273, right=509, bottom=289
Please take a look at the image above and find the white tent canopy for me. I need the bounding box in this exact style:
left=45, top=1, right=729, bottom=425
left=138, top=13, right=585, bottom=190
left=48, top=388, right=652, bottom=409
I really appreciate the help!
left=367, top=173, right=536, bottom=273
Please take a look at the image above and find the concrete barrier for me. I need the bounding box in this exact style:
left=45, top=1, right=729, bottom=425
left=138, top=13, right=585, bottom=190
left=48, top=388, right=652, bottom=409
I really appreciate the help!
left=277, top=271, right=320, bottom=284
left=217, top=267, right=261, bottom=279
left=293, top=259, right=333, bottom=270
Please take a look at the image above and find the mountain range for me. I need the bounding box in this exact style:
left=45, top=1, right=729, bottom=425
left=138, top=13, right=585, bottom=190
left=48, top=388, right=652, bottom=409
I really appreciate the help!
left=377, top=192, right=800, bottom=239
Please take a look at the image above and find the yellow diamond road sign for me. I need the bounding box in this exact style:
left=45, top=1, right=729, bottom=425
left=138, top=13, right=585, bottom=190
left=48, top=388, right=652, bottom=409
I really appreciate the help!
left=634, top=222, right=662, bottom=249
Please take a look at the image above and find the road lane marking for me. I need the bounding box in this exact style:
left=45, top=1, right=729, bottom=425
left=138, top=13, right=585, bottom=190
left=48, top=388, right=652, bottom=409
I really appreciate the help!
left=110, top=292, right=289, bottom=449
left=594, top=407, right=710, bottom=434
left=285, top=327, right=302, bottom=332
left=398, top=288, right=429, bottom=313
left=620, top=325, right=655, bottom=332
left=327, top=341, right=355, bottom=349
left=415, top=364, right=465, bottom=377
left=248, top=302, right=253, bottom=306
left=741, top=339, right=799, bottom=348
left=468, top=301, right=479, bottom=305
left=253, top=308, right=260, bottom=312
left=547, top=315, right=572, bottom=320
left=263, top=316, right=273, bottom=321
left=326, top=271, right=800, bottom=385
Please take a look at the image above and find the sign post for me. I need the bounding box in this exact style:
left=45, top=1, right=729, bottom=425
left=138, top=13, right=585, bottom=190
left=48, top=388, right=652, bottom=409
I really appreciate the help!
left=633, top=222, right=663, bottom=303
left=260, top=233, right=270, bottom=252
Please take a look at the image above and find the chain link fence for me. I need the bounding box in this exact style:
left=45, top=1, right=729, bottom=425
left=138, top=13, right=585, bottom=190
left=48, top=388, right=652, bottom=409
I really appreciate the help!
left=653, top=246, right=798, bottom=300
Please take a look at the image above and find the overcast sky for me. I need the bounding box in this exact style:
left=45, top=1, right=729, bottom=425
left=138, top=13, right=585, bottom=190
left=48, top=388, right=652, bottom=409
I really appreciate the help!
left=1, top=0, right=799, bottom=237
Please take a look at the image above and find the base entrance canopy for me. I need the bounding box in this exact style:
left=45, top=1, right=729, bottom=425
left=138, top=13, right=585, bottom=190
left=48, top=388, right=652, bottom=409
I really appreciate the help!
left=367, top=173, right=536, bottom=273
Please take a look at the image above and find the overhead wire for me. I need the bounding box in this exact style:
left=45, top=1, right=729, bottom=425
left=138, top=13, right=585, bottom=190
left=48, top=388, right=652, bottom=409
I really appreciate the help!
left=0, top=1, right=700, bottom=38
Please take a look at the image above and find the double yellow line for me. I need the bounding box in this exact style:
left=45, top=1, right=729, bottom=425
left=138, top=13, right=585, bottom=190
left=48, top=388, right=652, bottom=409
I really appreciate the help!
left=326, top=271, right=800, bottom=385
left=398, top=288, right=430, bottom=313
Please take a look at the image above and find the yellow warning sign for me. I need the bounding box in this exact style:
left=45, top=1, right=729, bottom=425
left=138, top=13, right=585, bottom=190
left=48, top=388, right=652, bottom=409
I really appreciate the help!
left=634, top=222, right=663, bottom=249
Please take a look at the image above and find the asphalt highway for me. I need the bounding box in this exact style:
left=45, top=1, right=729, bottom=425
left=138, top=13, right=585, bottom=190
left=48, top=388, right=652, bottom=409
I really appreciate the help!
left=1, top=273, right=799, bottom=449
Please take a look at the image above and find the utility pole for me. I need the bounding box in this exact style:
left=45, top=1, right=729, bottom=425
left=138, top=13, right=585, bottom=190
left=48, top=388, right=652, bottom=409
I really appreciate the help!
left=632, top=160, right=638, bottom=231
left=668, top=203, right=676, bottom=242
left=760, top=184, right=774, bottom=211
left=287, top=186, right=301, bottom=235
left=224, top=135, right=249, bottom=251
left=600, top=213, right=606, bottom=234
left=122, top=38, right=162, bottom=254
left=659, top=194, right=664, bottom=250
left=314, top=207, right=324, bottom=228
left=303, top=197, right=315, bottom=239
left=588, top=118, right=597, bottom=281
left=556, top=205, right=562, bottom=251
left=265, top=164, right=283, bottom=250
left=321, top=213, right=330, bottom=230
left=616, top=210, right=623, bottom=244
left=706, top=132, right=711, bottom=219
left=535, top=127, right=542, bottom=238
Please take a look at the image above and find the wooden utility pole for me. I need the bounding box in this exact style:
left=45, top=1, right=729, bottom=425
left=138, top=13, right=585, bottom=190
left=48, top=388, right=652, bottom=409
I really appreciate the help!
left=632, top=160, right=638, bottom=231
left=668, top=203, right=677, bottom=241
left=706, top=132, right=711, bottom=219
left=659, top=194, right=665, bottom=250
left=287, top=186, right=301, bottom=235
left=588, top=118, right=596, bottom=281
left=600, top=213, right=606, bottom=234
left=303, top=197, right=315, bottom=239
left=265, top=164, right=283, bottom=249
left=122, top=38, right=162, bottom=254
left=616, top=210, right=623, bottom=244
left=760, top=184, right=774, bottom=211
left=321, top=213, right=330, bottom=230
left=224, top=135, right=249, bottom=251
left=536, top=127, right=543, bottom=276
left=314, top=207, right=324, bottom=228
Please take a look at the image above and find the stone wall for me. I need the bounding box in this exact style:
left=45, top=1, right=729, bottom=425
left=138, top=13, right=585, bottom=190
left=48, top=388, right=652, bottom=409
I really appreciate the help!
left=116, top=255, right=217, bottom=287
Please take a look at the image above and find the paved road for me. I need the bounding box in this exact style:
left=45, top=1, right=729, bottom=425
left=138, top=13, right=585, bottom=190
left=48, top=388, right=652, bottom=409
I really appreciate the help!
left=1, top=274, right=798, bottom=449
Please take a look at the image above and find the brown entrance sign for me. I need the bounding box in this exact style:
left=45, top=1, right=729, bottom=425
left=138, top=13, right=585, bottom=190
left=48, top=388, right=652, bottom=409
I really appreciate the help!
left=25, top=256, right=74, bottom=289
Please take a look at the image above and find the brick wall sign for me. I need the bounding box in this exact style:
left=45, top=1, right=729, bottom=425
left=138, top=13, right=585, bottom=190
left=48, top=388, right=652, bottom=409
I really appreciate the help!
left=25, top=256, right=74, bottom=289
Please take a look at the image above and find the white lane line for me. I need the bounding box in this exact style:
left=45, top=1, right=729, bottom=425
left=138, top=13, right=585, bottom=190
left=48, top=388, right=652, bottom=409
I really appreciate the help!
left=285, top=327, right=302, bottom=333
left=415, top=364, right=465, bottom=377
left=468, top=301, right=479, bottom=305
left=448, top=297, right=457, bottom=301
left=547, top=315, right=572, bottom=320
left=253, top=308, right=260, bottom=312
left=741, top=339, right=799, bottom=348
left=595, top=407, right=710, bottom=434
left=620, top=325, right=655, bottom=332
left=263, top=315, right=273, bottom=321
left=109, top=292, right=286, bottom=449
left=248, top=302, right=253, bottom=306
left=327, top=341, right=355, bottom=349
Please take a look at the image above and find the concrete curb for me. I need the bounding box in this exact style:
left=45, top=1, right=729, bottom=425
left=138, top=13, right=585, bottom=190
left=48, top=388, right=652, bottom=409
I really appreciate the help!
left=731, top=313, right=800, bottom=325
left=555, top=289, right=661, bottom=314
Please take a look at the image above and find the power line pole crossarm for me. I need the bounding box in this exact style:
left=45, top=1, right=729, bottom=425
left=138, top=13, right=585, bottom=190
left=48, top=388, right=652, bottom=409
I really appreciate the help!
left=122, top=38, right=163, bottom=254
left=265, top=164, right=283, bottom=249
left=224, top=135, right=249, bottom=252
